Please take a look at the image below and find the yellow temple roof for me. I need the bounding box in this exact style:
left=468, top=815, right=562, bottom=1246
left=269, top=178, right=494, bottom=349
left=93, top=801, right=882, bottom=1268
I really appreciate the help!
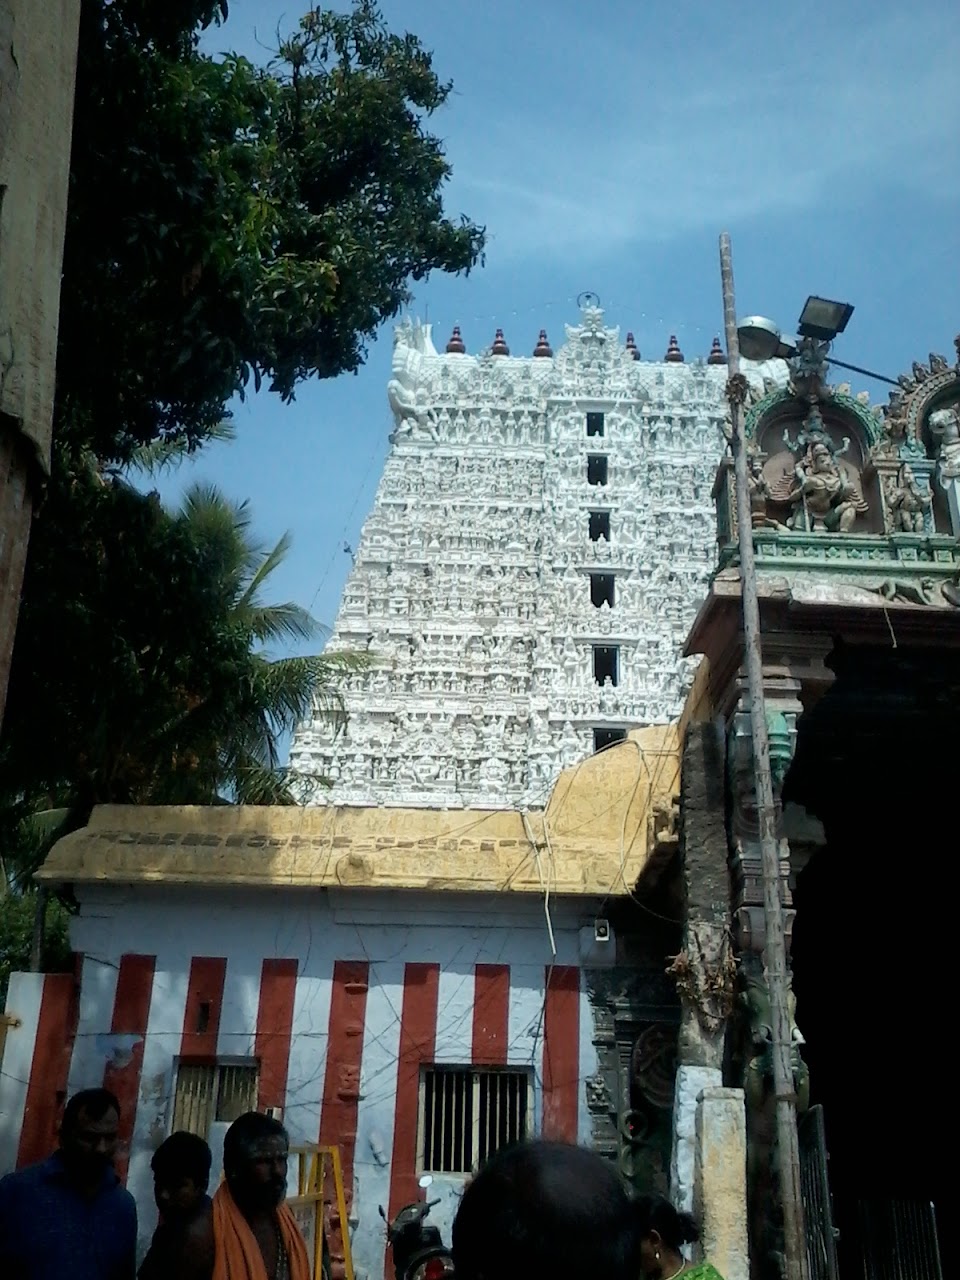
left=38, top=723, right=683, bottom=898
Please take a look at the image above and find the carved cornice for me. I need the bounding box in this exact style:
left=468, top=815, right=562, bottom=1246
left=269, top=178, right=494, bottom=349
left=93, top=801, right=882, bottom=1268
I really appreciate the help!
left=744, top=386, right=883, bottom=447
left=880, top=338, right=960, bottom=452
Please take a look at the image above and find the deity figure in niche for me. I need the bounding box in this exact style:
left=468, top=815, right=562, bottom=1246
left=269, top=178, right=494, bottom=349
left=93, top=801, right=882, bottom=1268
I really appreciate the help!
left=770, top=435, right=867, bottom=533
left=884, top=464, right=931, bottom=534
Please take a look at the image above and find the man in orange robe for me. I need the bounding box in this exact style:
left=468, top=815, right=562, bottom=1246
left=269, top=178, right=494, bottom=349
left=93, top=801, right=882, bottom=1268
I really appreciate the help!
left=154, top=1113, right=311, bottom=1280
left=212, top=1112, right=311, bottom=1280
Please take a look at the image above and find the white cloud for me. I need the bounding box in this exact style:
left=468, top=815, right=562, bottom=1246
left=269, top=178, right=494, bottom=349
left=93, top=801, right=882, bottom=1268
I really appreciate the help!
left=440, top=5, right=960, bottom=262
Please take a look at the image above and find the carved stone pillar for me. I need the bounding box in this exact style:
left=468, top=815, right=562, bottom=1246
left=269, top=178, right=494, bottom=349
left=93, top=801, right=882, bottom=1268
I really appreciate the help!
left=727, top=669, right=811, bottom=1278
left=726, top=670, right=802, bottom=958
left=583, top=968, right=680, bottom=1196
left=670, top=720, right=737, bottom=1212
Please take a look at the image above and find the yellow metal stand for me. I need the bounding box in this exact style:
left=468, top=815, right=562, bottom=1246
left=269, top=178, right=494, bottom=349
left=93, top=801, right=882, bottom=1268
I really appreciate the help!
left=288, top=1144, right=354, bottom=1280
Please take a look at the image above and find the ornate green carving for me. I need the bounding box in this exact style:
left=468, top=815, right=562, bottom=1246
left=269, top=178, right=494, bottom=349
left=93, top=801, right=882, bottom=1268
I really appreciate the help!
left=765, top=711, right=795, bottom=792
left=741, top=972, right=810, bottom=1114
left=744, top=387, right=883, bottom=447
left=717, top=343, right=960, bottom=595
left=881, top=345, right=960, bottom=450
left=718, top=529, right=960, bottom=595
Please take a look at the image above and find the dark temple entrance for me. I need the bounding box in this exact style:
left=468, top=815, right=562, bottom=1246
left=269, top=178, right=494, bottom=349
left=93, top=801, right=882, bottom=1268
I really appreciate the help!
left=785, top=642, right=953, bottom=1279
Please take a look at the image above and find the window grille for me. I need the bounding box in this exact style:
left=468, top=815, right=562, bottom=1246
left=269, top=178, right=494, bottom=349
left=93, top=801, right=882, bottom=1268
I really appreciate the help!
left=172, top=1060, right=259, bottom=1138
left=419, top=1067, right=532, bottom=1174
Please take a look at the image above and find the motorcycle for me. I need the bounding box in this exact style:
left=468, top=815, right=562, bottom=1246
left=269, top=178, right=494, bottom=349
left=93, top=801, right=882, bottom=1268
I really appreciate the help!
left=380, top=1174, right=455, bottom=1280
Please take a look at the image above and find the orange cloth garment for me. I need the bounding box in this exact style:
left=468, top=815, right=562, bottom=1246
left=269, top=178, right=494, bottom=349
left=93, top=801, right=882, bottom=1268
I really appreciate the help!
left=212, top=1183, right=312, bottom=1280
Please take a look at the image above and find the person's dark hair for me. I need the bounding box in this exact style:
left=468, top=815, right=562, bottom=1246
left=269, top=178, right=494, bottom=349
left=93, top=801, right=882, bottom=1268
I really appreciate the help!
left=633, top=1193, right=700, bottom=1251
left=223, top=1112, right=288, bottom=1170
left=62, top=1088, right=121, bottom=1132
left=453, top=1141, right=639, bottom=1280
left=152, top=1131, right=212, bottom=1188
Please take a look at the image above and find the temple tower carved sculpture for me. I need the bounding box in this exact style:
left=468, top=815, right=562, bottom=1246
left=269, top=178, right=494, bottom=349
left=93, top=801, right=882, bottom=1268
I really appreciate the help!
left=290, top=303, right=787, bottom=809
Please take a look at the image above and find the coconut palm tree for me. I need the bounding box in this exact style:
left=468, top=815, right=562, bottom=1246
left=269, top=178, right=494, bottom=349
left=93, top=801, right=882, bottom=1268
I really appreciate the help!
left=0, top=453, right=365, bottom=892
left=115, top=427, right=366, bottom=803
left=0, top=453, right=364, bottom=970
left=155, top=479, right=365, bottom=805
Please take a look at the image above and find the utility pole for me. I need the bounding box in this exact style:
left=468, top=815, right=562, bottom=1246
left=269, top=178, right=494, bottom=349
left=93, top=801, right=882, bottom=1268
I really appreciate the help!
left=719, top=232, right=808, bottom=1280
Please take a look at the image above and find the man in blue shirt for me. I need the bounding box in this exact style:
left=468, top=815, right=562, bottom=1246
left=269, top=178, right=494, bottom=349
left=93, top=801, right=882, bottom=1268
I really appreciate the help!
left=0, top=1086, right=137, bottom=1279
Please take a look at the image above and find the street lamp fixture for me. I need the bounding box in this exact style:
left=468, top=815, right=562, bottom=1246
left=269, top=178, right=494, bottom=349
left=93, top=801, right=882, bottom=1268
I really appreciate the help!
left=736, top=298, right=899, bottom=387
left=797, top=295, right=854, bottom=342
left=736, top=315, right=792, bottom=362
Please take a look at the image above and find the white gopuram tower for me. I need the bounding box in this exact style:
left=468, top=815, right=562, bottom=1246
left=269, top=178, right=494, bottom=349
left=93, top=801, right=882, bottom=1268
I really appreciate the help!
left=290, top=300, right=785, bottom=809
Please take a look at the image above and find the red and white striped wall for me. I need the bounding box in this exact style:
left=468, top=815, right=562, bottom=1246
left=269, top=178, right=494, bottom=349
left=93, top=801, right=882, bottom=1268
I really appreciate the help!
left=0, top=889, right=600, bottom=1277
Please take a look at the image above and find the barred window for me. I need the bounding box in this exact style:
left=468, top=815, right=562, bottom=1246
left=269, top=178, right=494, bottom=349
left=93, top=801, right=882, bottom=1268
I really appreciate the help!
left=172, top=1060, right=259, bottom=1138
left=418, top=1067, right=533, bottom=1175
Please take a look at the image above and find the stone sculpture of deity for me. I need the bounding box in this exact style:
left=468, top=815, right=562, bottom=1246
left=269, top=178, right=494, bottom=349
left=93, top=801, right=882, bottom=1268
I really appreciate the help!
left=884, top=464, right=932, bottom=534
left=746, top=452, right=772, bottom=528
left=929, top=406, right=960, bottom=480
left=771, top=435, right=867, bottom=533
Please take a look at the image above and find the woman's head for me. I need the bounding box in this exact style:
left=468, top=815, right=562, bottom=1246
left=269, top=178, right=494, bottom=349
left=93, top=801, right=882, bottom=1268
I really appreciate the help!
left=452, top=1141, right=639, bottom=1280
left=633, top=1194, right=699, bottom=1276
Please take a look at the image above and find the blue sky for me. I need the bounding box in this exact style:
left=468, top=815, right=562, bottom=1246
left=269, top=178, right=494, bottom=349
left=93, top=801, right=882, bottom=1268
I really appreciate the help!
left=155, top=0, right=959, bottom=655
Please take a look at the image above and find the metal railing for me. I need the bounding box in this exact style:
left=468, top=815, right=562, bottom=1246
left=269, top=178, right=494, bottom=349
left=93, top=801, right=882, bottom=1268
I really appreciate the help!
left=798, top=1106, right=839, bottom=1280
left=859, top=1198, right=943, bottom=1280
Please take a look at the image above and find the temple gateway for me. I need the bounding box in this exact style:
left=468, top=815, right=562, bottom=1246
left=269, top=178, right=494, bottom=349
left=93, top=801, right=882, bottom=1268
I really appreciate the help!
left=1, top=304, right=956, bottom=1280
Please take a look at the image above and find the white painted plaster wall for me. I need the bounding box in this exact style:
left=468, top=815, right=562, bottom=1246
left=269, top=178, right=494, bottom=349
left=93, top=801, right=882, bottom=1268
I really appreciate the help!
left=0, top=971, right=45, bottom=1174
left=66, top=885, right=597, bottom=1271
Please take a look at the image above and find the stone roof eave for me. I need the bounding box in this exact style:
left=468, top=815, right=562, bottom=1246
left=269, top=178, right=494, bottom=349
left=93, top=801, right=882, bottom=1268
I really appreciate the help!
left=37, top=725, right=682, bottom=899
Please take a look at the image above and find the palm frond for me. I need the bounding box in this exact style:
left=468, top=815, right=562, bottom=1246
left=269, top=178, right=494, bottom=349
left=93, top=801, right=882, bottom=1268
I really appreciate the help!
left=231, top=759, right=300, bottom=806
left=295, top=653, right=370, bottom=731
left=178, top=483, right=262, bottom=595
left=247, top=601, right=321, bottom=647
left=126, top=422, right=236, bottom=478
left=3, top=806, right=79, bottom=891
left=253, top=654, right=328, bottom=729
left=238, top=531, right=294, bottom=609
left=180, top=483, right=257, bottom=554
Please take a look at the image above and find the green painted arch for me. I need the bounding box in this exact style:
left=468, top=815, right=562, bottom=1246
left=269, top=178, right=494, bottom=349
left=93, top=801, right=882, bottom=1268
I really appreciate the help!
left=744, top=387, right=883, bottom=448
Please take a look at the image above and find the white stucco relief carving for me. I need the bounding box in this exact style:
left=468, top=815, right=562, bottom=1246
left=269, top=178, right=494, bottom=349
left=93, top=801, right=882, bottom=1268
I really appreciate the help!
left=290, top=304, right=787, bottom=808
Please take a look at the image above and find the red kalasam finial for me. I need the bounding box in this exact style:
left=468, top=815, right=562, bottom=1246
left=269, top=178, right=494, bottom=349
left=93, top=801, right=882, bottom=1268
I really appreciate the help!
left=664, top=334, right=684, bottom=362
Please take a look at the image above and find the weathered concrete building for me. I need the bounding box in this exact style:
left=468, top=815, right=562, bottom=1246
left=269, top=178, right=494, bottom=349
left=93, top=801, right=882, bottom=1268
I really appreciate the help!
left=1, top=726, right=689, bottom=1278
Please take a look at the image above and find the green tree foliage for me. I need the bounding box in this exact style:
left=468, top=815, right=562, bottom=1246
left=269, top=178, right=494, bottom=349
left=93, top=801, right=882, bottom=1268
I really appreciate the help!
left=0, top=0, right=476, bottom=898
left=0, top=892, right=72, bottom=1004
left=61, top=0, right=485, bottom=461
left=0, top=458, right=362, bottom=846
